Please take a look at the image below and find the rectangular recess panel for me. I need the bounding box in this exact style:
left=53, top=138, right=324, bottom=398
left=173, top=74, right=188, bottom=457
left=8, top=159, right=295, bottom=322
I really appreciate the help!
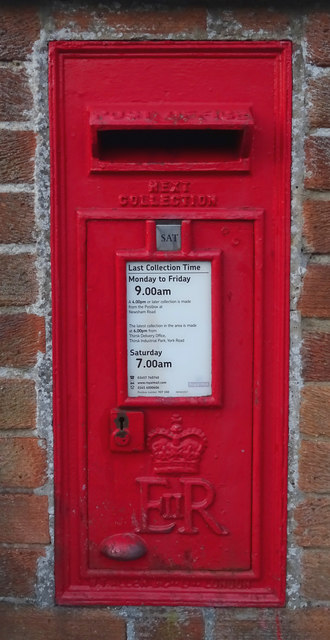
left=84, top=212, right=255, bottom=576
left=116, top=240, right=221, bottom=407
left=50, top=42, right=291, bottom=607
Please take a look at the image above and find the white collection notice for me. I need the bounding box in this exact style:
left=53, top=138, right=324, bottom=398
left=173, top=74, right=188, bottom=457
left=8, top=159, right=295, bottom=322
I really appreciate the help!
left=126, top=261, right=212, bottom=397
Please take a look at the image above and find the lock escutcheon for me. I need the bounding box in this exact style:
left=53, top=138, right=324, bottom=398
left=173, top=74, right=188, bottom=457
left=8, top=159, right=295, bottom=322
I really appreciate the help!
left=112, top=411, right=131, bottom=447
left=110, top=409, right=144, bottom=452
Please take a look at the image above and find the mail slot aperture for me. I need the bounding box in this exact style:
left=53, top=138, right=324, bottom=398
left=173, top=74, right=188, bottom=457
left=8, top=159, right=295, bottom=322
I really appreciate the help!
left=96, top=128, right=244, bottom=163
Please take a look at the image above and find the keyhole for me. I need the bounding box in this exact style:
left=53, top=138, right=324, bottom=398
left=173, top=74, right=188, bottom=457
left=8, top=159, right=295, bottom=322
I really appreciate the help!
left=114, top=412, right=128, bottom=432
left=112, top=411, right=131, bottom=448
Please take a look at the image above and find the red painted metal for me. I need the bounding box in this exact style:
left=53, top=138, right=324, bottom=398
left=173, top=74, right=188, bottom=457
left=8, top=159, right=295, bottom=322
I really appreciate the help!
left=49, top=41, right=291, bottom=607
left=100, top=533, right=148, bottom=561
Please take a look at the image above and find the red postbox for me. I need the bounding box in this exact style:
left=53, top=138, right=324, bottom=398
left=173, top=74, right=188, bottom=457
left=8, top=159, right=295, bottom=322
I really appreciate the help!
left=50, top=41, right=291, bottom=606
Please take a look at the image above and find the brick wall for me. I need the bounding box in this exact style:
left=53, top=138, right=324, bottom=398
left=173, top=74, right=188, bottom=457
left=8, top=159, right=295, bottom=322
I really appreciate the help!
left=0, top=2, right=329, bottom=638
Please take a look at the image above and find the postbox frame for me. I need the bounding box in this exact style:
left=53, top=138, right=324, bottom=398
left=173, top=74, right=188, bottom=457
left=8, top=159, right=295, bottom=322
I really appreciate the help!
left=50, top=41, right=291, bottom=607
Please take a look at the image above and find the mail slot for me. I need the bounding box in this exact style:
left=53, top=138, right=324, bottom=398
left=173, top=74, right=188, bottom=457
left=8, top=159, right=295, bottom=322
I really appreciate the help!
left=50, top=41, right=291, bottom=606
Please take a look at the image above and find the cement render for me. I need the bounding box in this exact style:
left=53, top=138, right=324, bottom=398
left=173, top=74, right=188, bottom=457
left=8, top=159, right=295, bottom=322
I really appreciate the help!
left=0, top=2, right=319, bottom=632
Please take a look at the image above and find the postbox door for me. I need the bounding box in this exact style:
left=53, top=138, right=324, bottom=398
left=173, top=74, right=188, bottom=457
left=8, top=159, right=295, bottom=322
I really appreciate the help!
left=84, top=212, right=258, bottom=573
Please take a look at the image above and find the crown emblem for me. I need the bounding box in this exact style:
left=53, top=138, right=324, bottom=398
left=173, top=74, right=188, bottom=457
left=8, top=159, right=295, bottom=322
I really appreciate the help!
left=147, top=415, right=208, bottom=475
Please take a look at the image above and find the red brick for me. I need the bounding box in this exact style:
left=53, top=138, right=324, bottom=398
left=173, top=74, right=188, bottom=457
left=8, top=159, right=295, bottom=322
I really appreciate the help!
left=0, top=437, right=46, bottom=488
left=0, top=605, right=329, bottom=640
left=0, top=254, right=37, bottom=306
left=302, top=550, right=330, bottom=600
left=0, top=7, right=40, bottom=61
left=308, top=78, right=330, bottom=129
left=0, top=379, right=36, bottom=429
left=0, top=494, right=49, bottom=544
left=146, top=611, right=330, bottom=640
left=0, top=66, right=33, bottom=121
left=301, top=384, right=330, bottom=437
left=0, top=193, right=35, bottom=244
left=0, top=130, right=35, bottom=183
left=0, top=603, right=126, bottom=640
left=302, top=331, right=330, bottom=381
left=234, top=8, right=289, bottom=32
left=298, top=265, right=330, bottom=318
left=213, top=612, right=276, bottom=639
left=299, top=440, right=330, bottom=493
left=305, top=137, right=330, bottom=190
left=279, top=608, right=330, bottom=640
left=52, top=6, right=206, bottom=38
left=52, top=7, right=92, bottom=31
left=135, top=612, right=204, bottom=640
left=305, top=13, right=330, bottom=66
left=0, top=313, right=45, bottom=368
left=209, top=8, right=290, bottom=35
left=295, top=497, right=330, bottom=547
left=303, top=200, right=330, bottom=254
left=0, top=547, right=43, bottom=597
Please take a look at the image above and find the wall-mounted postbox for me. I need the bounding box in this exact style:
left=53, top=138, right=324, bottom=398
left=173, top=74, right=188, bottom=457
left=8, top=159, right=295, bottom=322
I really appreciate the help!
left=50, top=42, right=291, bottom=606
